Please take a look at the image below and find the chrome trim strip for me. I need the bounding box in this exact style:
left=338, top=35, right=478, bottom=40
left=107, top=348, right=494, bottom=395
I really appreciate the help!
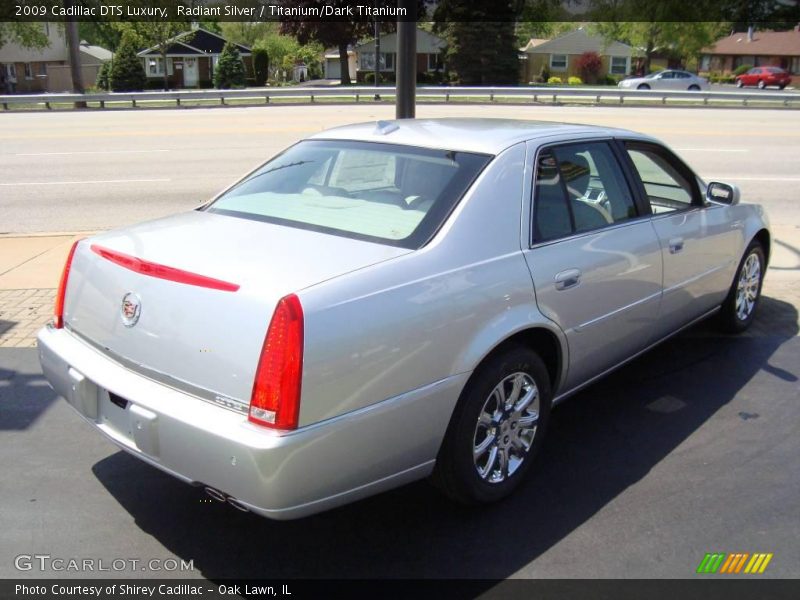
left=573, top=290, right=663, bottom=332
left=553, top=305, right=721, bottom=404
left=663, top=262, right=731, bottom=295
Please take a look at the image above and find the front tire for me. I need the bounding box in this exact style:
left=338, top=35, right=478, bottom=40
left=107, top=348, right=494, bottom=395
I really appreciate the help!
left=689, top=84, right=700, bottom=91
left=432, top=346, right=551, bottom=505
left=757, top=80, right=766, bottom=89
left=718, top=241, right=765, bottom=333
left=637, top=83, right=650, bottom=90
left=736, top=79, right=744, bottom=88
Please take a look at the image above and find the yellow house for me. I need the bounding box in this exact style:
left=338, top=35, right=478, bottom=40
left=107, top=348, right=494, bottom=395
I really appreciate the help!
left=521, top=28, right=636, bottom=83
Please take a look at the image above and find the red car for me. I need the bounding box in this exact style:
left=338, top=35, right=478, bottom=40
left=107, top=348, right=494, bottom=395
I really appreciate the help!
left=735, top=66, right=792, bottom=89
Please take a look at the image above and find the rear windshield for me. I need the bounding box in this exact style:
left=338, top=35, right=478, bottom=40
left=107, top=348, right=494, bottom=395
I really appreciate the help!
left=206, top=140, right=492, bottom=249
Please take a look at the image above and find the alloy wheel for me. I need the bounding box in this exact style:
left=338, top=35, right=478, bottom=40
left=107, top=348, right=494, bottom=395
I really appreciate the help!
left=735, top=252, right=761, bottom=321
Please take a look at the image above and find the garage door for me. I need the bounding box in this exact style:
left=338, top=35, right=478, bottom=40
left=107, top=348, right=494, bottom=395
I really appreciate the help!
left=326, top=59, right=340, bottom=79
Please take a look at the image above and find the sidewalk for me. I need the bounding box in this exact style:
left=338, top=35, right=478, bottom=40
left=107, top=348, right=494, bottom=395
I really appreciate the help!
left=0, top=228, right=798, bottom=348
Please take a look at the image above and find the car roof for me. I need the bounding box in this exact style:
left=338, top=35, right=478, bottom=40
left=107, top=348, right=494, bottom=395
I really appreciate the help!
left=308, top=118, right=647, bottom=155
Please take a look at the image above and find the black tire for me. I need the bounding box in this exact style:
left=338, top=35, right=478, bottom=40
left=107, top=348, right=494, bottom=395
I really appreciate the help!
left=779, top=84, right=786, bottom=90
left=637, top=83, right=650, bottom=90
left=757, top=80, right=766, bottom=89
left=718, top=241, right=766, bottom=333
left=689, top=84, right=700, bottom=91
left=432, top=346, right=552, bottom=505
left=736, top=79, right=744, bottom=88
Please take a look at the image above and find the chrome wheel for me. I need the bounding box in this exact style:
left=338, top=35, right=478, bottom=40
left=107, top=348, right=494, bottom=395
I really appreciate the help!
left=735, top=252, right=761, bottom=321
left=473, top=372, right=539, bottom=484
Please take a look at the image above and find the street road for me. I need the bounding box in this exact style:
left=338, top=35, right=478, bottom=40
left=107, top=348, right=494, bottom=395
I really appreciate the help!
left=1, top=104, right=799, bottom=234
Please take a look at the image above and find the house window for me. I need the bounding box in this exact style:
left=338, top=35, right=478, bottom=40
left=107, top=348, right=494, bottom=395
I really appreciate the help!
left=700, top=55, right=711, bottom=71
left=362, top=51, right=395, bottom=72
left=39, top=62, right=47, bottom=76
left=792, top=57, right=799, bottom=74
left=427, top=53, right=442, bottom=71
left=550, top=54, right=567, bottom=70
left=24, top=63, right=33, bottom=79
left=610, top=56, right=628, bottom=75
left=5, top=63, right=17, bottom=80
left=147, top=57, right=165, bottom=76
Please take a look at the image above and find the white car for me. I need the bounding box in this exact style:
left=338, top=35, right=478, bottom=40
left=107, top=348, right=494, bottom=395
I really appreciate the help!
left=619, top=70, right=710, bottom=91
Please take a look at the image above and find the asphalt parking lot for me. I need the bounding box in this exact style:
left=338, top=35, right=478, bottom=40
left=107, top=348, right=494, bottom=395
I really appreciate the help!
left=1, top=103, right=798, bottom=581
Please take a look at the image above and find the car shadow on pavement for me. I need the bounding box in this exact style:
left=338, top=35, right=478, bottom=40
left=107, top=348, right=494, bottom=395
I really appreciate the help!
left=0, top=347, right=58, bottom=431
left=92, top=295, right=798, bottom=580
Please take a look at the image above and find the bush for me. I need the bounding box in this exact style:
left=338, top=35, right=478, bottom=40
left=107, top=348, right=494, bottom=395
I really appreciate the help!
left=95, top=61, right=112, bottom=91
left=576, top=51, right=602, bottom=83
left=110, top=31, right=146, bottom=92
left=547, top=76, right=562, bottom=84
left=568, top=76, right=583, bottom=85
left=601, top=74, right=620, bottom=85
left=733, top=64, right=753, bottom=76
left=214, top=42, right=246, bottom=89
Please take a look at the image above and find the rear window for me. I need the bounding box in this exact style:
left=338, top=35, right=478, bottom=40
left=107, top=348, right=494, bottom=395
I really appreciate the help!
left=206, top=140, right=491, bottom=249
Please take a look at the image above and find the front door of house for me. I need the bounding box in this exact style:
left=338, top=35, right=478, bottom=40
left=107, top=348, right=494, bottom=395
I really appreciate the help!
left=172, top=59, right=184, bottom=88
left=184, top=58, right=198, bottom=87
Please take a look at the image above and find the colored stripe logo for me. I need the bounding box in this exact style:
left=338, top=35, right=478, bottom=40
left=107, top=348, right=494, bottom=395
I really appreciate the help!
left=696, top=552, right=773, bottom=574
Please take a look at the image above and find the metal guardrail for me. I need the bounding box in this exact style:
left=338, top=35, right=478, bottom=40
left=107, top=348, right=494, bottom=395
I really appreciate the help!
left=1, top=85, right=798, bottom=109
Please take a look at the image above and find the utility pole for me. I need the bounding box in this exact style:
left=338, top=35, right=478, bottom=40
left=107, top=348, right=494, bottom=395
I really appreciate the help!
left=373, top=9, right=381, bottom=101
left=62, top=0, right=86, bottom=108
left=395, top=0, right=416, bottom=119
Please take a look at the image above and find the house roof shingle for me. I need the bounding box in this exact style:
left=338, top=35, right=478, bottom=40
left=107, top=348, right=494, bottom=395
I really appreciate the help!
left=703, top=29, right=800, bottom=57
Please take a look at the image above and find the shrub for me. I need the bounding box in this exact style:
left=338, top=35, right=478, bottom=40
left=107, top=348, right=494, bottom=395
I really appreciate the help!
left=568, top=76, right=583, bottom=85
left=601, top=74, right=620, bottom=85
left=110, top=31, right=146, bottom=92
left=576, top=51, right=602, bottom=83
left=95, top=61, right=112, bottom=91
left=214, top=42, right=246, bottom=89
left=547, top=76, right=562, bottom=84
left=733, top=64, right=753, bottom=76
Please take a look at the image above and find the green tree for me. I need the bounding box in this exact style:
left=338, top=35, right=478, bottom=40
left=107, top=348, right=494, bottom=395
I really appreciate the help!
left=0, top=22, right=48, bottom=51
left=109, top=31, right=146, bottom=92
left=214, top=42, right=246, bottom=89
left=252, top=46, right=269, bottom=86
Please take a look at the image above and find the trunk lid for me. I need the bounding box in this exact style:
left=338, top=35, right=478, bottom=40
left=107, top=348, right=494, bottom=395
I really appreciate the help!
left=64, top=211, right=409, bottom=409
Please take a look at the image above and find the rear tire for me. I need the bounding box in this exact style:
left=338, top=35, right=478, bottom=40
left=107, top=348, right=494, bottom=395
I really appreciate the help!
left=779, top=84, right=786, bottom=90
left=637, top=83, right=650, bottom=90
left=689, top=84, right=700, bottom=91
left=736, top=79, right=744, bottom=88
left=432, top=346, right=552, bottom=505
left=718, top=241, right=765, bottom=333
left=757, top=80, right=766, bottom=89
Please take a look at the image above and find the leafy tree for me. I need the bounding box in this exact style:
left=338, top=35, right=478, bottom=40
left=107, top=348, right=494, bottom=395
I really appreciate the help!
left=434, top=1, right=520, bottom=85
left=0, top=22, right=48, bottom=51
left=109, top=31, right=146, bottom=92
left=214, top=42, right=246, bottom=89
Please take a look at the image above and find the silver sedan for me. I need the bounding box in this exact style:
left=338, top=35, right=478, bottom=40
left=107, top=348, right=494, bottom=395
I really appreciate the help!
left=619, top=70, right=710, bottom=91
left=38, top=119, right=769, bottom=519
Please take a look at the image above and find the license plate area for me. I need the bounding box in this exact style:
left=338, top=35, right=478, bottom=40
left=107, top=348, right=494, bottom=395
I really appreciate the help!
left=97, top=389, right=160, bottom=458
left=109, top=392, right=129, bottom=410
left=99, top=389, right=134, bottom=440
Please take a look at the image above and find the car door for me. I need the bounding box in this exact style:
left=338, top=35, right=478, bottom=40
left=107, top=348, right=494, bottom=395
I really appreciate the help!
left=620, top=141, right=739, bottom=339
left=523, top=139, right=663, bottom=391
left=656, top=70, right=676, bottom=90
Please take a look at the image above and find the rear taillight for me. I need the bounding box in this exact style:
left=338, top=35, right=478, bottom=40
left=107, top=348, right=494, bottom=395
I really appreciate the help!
left=53, top=240, right=81, bottom=329
left=249, top=294, right=304, bottom=430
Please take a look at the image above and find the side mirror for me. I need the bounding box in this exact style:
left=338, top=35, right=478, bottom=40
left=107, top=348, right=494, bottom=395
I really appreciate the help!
left=706, top=181, right=740, bottom=205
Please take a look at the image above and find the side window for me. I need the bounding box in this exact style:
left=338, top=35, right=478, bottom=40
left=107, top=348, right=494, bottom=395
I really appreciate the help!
left=533, top=150, right=572, bottom=242
left=552, top=143, right=637, bottom=232
left=625, top=144, right=696, bottom=214
left=533, top=142, right=638, bottom=242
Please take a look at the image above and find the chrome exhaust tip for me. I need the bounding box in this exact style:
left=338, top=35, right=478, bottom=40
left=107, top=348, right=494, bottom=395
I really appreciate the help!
left=204, top=486, right=227, bottom=503
left=226, top=497, right=250, bottom=512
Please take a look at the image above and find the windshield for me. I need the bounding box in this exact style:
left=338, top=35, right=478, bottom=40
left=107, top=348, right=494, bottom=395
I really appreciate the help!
left=206, top=140, right=491, bottom=249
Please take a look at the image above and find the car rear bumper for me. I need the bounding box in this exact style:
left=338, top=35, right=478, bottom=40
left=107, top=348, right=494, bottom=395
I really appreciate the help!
left=38, top=326, right=465, bottom=519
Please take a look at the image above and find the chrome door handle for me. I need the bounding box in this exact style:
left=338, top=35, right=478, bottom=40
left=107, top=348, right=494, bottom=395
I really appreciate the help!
left=554, top=268, right=582, bottom=290
left=668, top=237, right=684, bottom=254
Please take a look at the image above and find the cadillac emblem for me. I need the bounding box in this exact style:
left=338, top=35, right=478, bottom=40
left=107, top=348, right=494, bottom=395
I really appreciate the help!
left=121, top=292, right=142, bottom=327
